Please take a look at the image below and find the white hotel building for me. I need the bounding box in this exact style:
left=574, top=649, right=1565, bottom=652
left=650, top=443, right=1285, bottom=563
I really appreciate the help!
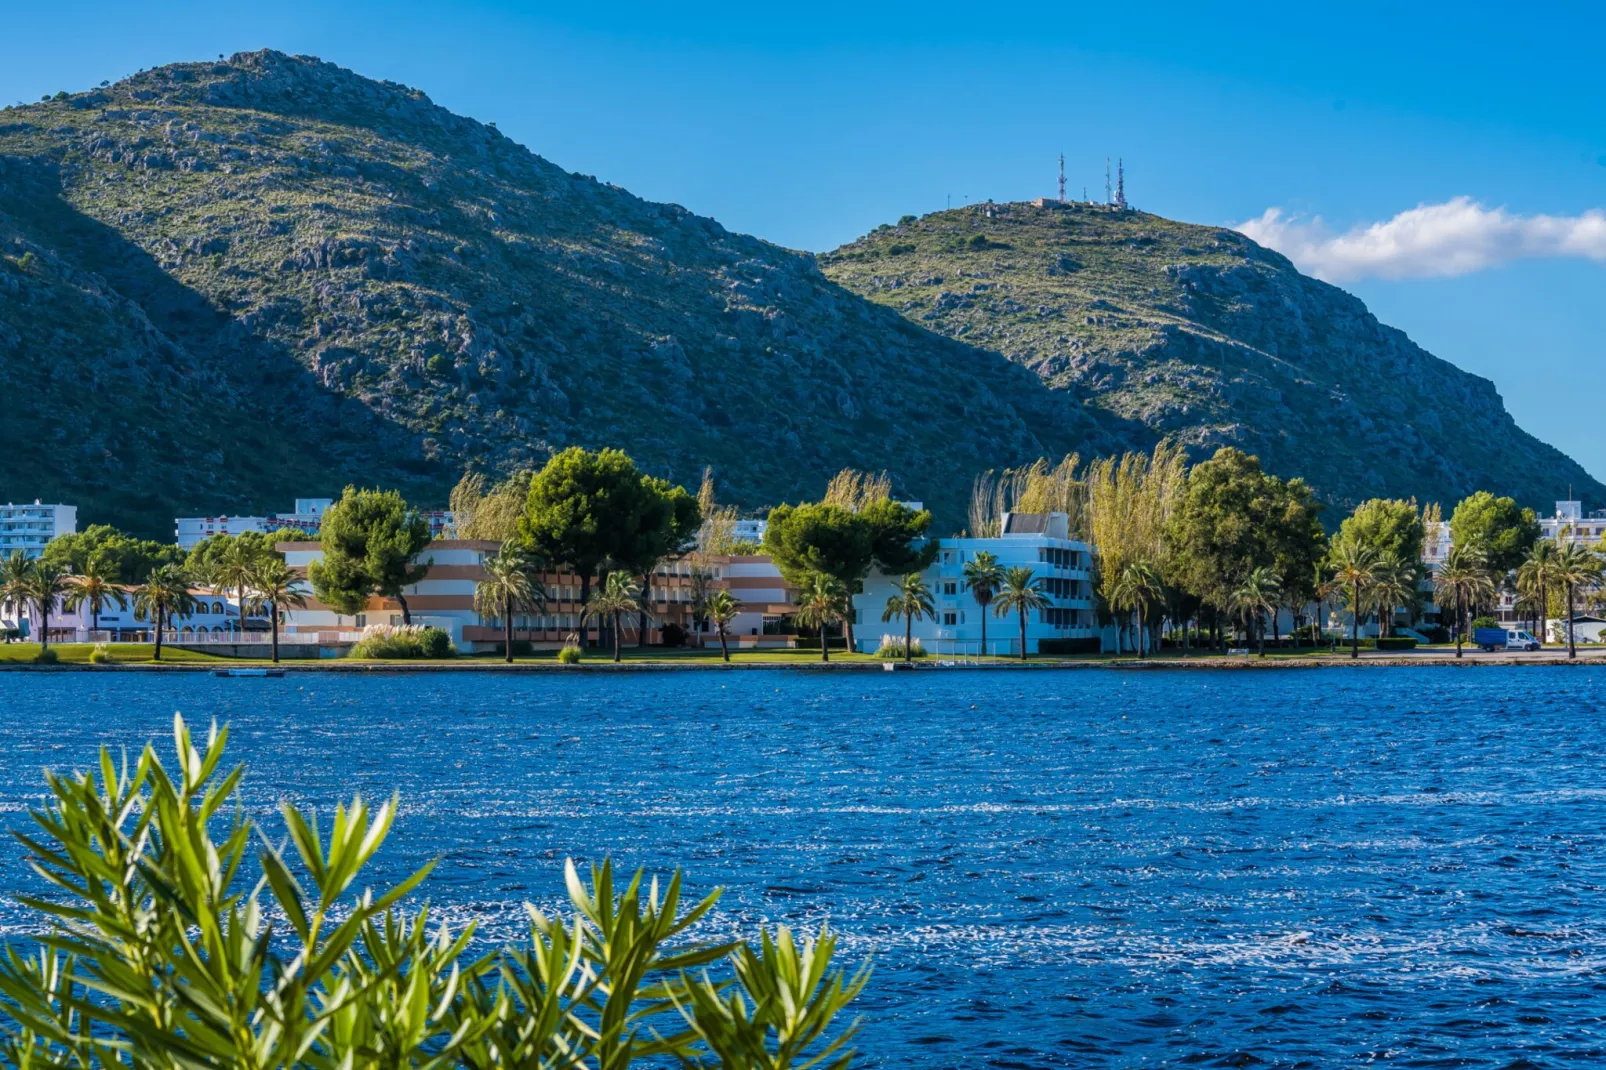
left=1540, top=500, right=1606, bottom=546
left=853, top=511, right=1100, bottom=656
left=0, top=501, right=76, bottom=559
left=176, top=498, right=453, bottom=550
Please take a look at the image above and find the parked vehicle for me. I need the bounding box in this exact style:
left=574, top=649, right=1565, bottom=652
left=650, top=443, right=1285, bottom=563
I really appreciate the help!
left=1474, top=627, right=1541, bottom=652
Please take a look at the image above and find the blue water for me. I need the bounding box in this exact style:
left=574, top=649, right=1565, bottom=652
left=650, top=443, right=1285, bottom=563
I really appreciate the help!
left=2, top=668, right=1605, bottom=1066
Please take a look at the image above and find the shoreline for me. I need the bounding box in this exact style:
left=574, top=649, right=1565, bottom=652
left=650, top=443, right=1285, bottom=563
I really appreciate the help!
left=3, top=653, right=1604, bottom=673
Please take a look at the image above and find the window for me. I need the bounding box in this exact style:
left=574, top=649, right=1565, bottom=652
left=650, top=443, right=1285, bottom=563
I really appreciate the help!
left=943, top=581, right=958, bottom=596
left=213, top=601, right=224, bottom=614
left=390, top=614, right=402, bottom=626
left=943, top=611, right=957, bottom=626
left=355, top=613, right=367, bottom=627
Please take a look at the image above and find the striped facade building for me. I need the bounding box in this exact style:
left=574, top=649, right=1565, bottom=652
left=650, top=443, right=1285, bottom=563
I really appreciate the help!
left=277, top=541, right=803, bottom=651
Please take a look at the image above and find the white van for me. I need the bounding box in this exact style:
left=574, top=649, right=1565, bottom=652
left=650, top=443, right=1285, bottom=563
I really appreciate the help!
left=1505, top=628, right=1541, bottom=651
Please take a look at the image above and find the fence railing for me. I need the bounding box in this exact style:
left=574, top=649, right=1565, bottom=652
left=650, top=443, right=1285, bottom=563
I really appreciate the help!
left=46, top=629, right=366, bottom=645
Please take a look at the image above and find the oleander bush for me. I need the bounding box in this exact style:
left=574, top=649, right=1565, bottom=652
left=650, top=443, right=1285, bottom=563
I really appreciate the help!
left=348, top=623, right=455, bottom=659
left=0, top=717, right=869, bottom=1069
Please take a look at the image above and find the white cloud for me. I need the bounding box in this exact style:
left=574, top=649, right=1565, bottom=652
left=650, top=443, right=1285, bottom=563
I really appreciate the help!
left=1236, top=196, right=1606, bottom=283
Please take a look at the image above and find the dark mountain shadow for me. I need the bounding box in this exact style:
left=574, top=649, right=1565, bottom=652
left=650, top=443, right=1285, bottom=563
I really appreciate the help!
left=0, top=156, right=451, bottom=538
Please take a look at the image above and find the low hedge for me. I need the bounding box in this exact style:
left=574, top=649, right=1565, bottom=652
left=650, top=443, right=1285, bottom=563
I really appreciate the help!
left=1326, top=636, right=1417, bottom=651
left=1038, top=637, right=1102, bottom=655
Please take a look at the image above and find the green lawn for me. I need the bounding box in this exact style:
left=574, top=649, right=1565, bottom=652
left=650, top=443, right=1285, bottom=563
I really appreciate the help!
left=0, top=641, right=1458, bottom=670
left=0, top=643, right=270, bottom=665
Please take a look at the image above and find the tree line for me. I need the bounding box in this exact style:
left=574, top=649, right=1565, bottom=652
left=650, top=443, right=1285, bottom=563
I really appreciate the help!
left=6, top=442, right=1603, bottom=664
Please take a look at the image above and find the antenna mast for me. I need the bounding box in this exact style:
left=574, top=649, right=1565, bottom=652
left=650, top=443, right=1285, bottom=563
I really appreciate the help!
left=1116, top=157, right=1126, bottom=209
left=1104, top=157, right=1112, bottom=205
left=1057, top=152, right=1066, bottom=202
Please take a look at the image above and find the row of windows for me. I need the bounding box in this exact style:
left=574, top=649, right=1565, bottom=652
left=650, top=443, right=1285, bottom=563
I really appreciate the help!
left=1038, top=547, right=1084, bottom=569
left=1039, top=577, right=1084, bottom=599
left=918, top=607, right=1093, bottom=630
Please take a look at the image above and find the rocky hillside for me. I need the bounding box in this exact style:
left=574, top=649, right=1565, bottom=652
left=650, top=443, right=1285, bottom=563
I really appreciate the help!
left=0, top=51, right=1098, bottom=536
left=822, top=201, right=1604, bottom=511
left=1, top=52, right=1597, bottom=539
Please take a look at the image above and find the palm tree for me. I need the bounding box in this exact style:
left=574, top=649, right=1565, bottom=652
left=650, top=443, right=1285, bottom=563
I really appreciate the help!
left=1112, top=558, right=1164, bottom=658
left=22, top=560, right=72, bottom=652
left=1328, top=539, right=1378, bottom=660
left=1369, top=551, right=1418, bottom=641
left=793, top=573, right=847, bottom=662
left=474, top=544, right=548, bottom=663
left=133, top=564, right=196, bottom=662
left=1230, top=565, right=1282, bottom=657
left=1311, top=562, right=1340, bottom=650
left=705, top=588, right=743, bottom=663
left=584, top=571, right=642, bottom=663
left=881, top=573, right=935, bottom=664
left=688, top=564, right=717, bottom=647
left=247, top=559, right=308, bottom=665
left=1554, top=542, right=1604, bottom=660
left=1, top=551, right=36, bottom=640
left=65, top=554, right=128, bottom=643
left=1433, top=546, right=1495, bottom=659
left=210, top=537, right=260, bottom=635
left=993, top=566, right=1051, bottom=661
left=1517, top=540, right=1562, bottom=646
left=962, top=550, right=1005, bottom=659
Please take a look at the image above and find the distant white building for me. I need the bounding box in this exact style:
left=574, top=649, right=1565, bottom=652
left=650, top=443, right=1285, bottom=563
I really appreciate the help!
left=14, top=586, right=259, bottom=644
left=852, top=511, right=1099, bottom=656
left=1540, top=501, right=1606, bottom=546
left=731, top=518, right=768, bottom=544
left=0, top=501, right=76, bottom=560
left=176, top=498, right=452, bottom=550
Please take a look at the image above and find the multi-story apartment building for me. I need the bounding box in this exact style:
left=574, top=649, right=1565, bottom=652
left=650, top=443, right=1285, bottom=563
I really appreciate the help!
left=176, top=498, right=452, bottom=550
left=853, top=511, right=1099, bottom=656
left=0, top=501, right=76, bottom=559
left=276, top=542, right=802, bottom=652
left=1540, top=501, right=1606, bottom=546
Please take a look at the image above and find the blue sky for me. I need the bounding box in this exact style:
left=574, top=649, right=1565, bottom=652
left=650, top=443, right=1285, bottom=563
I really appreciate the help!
left=7, top=1, right=1604, bottom=487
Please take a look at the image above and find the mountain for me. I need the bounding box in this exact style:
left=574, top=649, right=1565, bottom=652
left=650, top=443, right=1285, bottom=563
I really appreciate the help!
left=1, top=51, right=1597, bottom=540
left=821, top=200, right=1605, bottom=513
left=0, top=50, right=1099, bottom=537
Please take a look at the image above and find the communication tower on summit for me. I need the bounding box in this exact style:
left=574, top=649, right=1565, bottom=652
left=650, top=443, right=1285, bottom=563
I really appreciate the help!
left=1116, top=158, right=1127, bottom=209
left=1057, top=153, right=1065, bottom=202
left=1104, top=157, right=1112, bottom=205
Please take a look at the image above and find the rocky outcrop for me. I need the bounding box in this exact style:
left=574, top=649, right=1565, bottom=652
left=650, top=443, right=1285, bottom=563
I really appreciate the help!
left=823, top=202, right=1603, bottom=511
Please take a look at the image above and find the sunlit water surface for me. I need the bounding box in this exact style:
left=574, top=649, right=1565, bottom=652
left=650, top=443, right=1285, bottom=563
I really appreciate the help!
left=2, top=667, right=1605, bottom=1067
